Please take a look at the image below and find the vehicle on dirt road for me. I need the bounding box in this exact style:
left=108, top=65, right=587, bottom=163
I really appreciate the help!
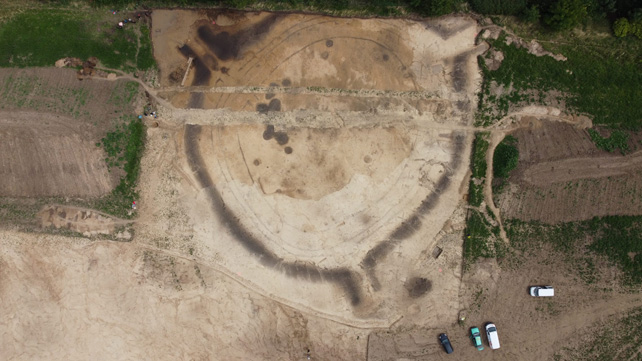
left=470, top=327, right=484, bottom=351
left=530, top=286, right=554, bottom=297
left=485, top=323, right=501, bottom=350
left=439, top=333, right=454, bottom=354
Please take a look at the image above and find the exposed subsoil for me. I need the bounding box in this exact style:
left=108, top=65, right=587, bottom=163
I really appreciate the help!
left=4, top=9, right=642, bottom=361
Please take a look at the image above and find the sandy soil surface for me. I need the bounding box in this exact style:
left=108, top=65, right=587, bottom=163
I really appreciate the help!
left=37, top=205, right=132, bottom=239
left=6, top=9, right=640, bottom=361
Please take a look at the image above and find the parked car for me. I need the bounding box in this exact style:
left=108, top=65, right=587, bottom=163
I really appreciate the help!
left=439, top=333, right=454, bottom=354
left=470, top=327, right=484, bottom=351
left=530, top=286, right=554, bottom=297
left=485, top=323, right=501, bottom=350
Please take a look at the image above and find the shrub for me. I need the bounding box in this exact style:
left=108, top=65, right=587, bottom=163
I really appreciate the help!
left=613, top=17, right=630, bottom=37
left=545, top=0, right=589, bottom=30
left=522, top=4, right=541, bottom=23
left=493, top=135, right=518, bottom=178
left=469, top=0, right=527, bottom=15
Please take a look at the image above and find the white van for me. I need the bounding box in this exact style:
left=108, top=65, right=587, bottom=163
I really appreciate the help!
left=485, top=323, right=500, bottom=350
left=530, top=286, right=554, bottom=297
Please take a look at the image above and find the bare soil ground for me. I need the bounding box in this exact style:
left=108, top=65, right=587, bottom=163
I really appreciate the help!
left=0, top=68, right=139, bottom=197
left=497, top=120, right=642, bottom=223
left=3, top=9, right=642, bottom=361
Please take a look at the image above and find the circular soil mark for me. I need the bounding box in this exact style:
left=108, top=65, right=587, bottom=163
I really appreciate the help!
left=253, top=159, right=261, bottom=166
left=284, top=146, right=293, bottom=154
left=274, top=132, right=289, bottom=145
left=363, top=155, right=372, bottom=163
left=281, top=78, right=291, bottom=86
left=263, top=125, right=275, bottom=140
left=321, top=51, right=329, bottom=60
left=326, top=39, right=334, bottom=47
left=405, top=277, right=432, bottom=298
left=382, top=54, right=389, bottom=61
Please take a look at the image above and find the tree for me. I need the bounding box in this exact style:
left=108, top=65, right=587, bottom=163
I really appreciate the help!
left=522, top=4, right=541, bottom=23
left=545, top=0, right=588, bottom=30
left=613, top=18, right=630, bottom=37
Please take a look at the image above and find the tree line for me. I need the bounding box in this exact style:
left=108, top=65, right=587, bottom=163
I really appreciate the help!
left=43, top=0, right=642, bottom=36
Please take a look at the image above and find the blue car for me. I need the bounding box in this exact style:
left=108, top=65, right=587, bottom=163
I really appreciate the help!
left=439, top=333, right=454, bottom=354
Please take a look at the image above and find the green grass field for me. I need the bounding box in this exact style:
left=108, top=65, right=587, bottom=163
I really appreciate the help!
left=0, top=9, right=155, bottom=71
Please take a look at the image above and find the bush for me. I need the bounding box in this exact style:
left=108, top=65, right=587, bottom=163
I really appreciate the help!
left=613, top=17, right=630, bottom=37
left=545, top=0, right=589, bottom=30
left=409, top=0, right=462, bottom=16
left=522, top=4, right=541, bottom=23
left=493, top=135, right=518, bottom=178
left=469, top=0, right=527, bottom=15
left=587, top=128, right=629, bottom=154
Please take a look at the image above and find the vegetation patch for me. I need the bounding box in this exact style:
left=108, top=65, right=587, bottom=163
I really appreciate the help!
left=464, top=209, right=494, bottom=266
left=493, top=135, right=518, bottom=178
left=93, top=116, right=146, bottom=218
left=506, top=215, right=642, bottom=286
left=468, top=132, right=490, bottom=207
left=0, top=9, right=154, bottom=71
left=554, top=306, right=642, bottom=361
left=587, top=128, right=630, bottom=154
left=478, top=32, right=642, bottom=129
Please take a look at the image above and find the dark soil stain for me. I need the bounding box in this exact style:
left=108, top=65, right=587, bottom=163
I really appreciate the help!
left=268, top=98, right=281, bottom=111
left=256, top=98, right=281, bottom=114
left=197, top=14, right=281, bottom=61
left=405, top=277, right=432, bottom=298
left=321, top=51, right=329, bottom=60
left=184, top=124, right=362, bottom=306
left=266, top=93, right=275, bottom=100
left=326, top=39, right=334, bottom=47
left=179, top=44, right=211, bottom=86
left=284, top=146, right=293, bottom=154
left=452, top=53, right=468, bottom=92
left=188, top=92, right=205, bottom=108
left=281, top=78, right=291, bottom=87
left=257, top=103, right=269, bottom=114
left=263, top=124, right=275, bottom=140
left=382, top=54, right=389, bottom=61
left=274, top=132, right=288, bottom=145
left=253, top=159, right=261, bottom=166
left=360, top=132, right=467, bottom=290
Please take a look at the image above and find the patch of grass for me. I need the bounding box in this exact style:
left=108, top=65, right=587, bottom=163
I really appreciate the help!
left=0, top=9, right=150, bottom=71
left=136, top=25, right=156, bottom=70
left=468, top=132, right=489, bottom=207
left=108, top=81, right=140, bottom=108
left=588, top=216, right=642, bottom=286
left=506, top=215, right=642, bottom=287
left=464, top=209, right=495, bottom=268
left=479, top=31, right=642, bottom=129
left=468, top=181, right=484, bottom=207
left=587, top=128, right=630, bottom=154
left=93, top=116, right=145, bottom=218
left=472, top=132, right=490, bottom=179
